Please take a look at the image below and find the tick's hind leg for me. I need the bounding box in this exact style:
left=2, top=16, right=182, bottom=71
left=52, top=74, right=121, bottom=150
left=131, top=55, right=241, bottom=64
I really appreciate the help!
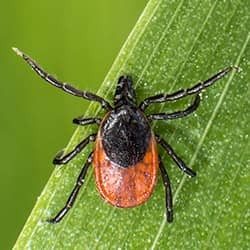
left=159, top=157, right=173, bottom=223
left=156, top=135, right=196, bottom=177
left=47, top=152, right=93, bottom=223
left=53, top=133, right=96, bottom=165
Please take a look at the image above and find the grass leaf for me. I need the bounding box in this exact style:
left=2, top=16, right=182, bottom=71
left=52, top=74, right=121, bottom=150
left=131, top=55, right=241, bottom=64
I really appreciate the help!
left=14, top=0, right=249, bottom=249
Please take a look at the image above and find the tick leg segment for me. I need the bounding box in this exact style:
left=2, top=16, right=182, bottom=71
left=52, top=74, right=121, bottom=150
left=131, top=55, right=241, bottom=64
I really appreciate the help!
left=12, top=47, right=112, bottom=111
left=73, top=117, right=102, bottom=126
left=53, top=133, right=96, bottom=165
left=156, top=135, right=196, bottom=177
left=139, top=66, right=240, bottom=111
left=159, top=157, right=173, bottom=223
left=47, top=152, right=93, bottom=223
left=148, top=94, right=200, bottom=121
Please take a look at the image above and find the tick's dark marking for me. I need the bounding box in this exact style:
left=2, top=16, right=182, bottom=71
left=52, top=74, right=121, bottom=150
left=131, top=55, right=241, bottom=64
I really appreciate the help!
left=101, top=107, right=151, bottom=167
left=13, top=47, right=240, bottom=223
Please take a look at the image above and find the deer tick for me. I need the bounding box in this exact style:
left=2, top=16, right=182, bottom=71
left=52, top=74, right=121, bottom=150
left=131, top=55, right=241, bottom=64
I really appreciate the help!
left=13, top=47, right=239, bottom=223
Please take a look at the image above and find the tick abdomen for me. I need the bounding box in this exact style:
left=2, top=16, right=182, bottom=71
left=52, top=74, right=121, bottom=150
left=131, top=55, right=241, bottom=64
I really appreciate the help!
left=93, top=130, right=158, bottom=208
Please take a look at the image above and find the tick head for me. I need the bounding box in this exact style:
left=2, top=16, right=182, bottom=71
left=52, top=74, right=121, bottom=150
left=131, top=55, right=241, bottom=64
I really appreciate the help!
left=114, top=75, right=136, bottom=108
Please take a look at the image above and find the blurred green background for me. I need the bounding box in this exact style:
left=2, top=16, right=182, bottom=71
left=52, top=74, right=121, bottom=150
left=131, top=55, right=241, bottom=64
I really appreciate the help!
left=0, top=1, right=147, bottom=249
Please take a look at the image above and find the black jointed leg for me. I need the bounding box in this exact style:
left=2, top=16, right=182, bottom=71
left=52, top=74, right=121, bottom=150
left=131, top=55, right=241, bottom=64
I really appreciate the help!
left=47, top=152, right=93, bottom=223
left=73, top=117, right=102, bottom=126
left=148, top=94, right=200, bottom=121
left=12, top=48, right=112, bottom=111
left=53, top=134, right=96, bottom=165
left=159, top=157, right=173, bottom=223
left=156, top=135, right=196, bottom=177
left=139, top=66, right=240, bottom=110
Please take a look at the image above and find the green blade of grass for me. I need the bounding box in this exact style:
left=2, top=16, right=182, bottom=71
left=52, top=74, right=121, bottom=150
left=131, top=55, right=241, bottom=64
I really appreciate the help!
left=14, top=0, right=249, bottom=249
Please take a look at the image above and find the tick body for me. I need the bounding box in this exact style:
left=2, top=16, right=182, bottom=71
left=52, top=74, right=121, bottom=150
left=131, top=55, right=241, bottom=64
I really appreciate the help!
left=13, top=47, right=239, bottom=223
left=93, top=107, right=158, bottom=208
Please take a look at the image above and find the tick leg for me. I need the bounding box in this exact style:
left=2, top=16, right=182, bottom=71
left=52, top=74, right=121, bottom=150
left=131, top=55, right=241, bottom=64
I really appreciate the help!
left=13, top=47, right=112, bottom=111
left=148, top=94, right=200, bottom=121
left=159, top=157, right=173, bottom=223
left=47, top=152, right=93, bottom=223
left=72, top=117, right=102, bottom=126
left=53, top=133, right=96, bottom=165
left=156, top=135, right=196, bottom=177
left=139, top=66, right=240, bottom=110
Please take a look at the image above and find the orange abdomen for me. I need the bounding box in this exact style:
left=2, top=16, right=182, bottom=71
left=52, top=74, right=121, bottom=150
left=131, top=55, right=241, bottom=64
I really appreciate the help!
left=93, top=133, right=159, bottom=208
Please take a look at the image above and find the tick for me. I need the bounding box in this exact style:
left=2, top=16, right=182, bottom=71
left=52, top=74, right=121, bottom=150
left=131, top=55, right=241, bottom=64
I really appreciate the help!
left=13, top=47, right=239, bottom=223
